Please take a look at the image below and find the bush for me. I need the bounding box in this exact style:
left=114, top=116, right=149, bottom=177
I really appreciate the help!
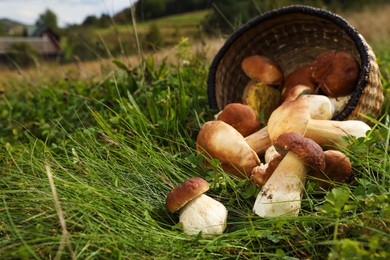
left=145, top=23, right=164, bottom=50
left=5, top=42, right=39, bottom=68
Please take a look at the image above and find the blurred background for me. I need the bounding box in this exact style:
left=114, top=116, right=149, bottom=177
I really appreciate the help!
left=1, top=0, right=389, bottom=73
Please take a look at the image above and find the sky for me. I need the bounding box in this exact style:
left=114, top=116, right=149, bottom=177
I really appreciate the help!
left=0, top=0, right=135, bottom=27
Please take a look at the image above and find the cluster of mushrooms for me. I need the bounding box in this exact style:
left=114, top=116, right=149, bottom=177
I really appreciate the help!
left=165, top=51, right=372, bottom=237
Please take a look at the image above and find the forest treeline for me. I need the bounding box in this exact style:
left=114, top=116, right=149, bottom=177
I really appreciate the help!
left=3, top=0, right=390, bottom=67
left=125, top=0, right=389, bottom=23
left=91, top=0, right=390, bottom=34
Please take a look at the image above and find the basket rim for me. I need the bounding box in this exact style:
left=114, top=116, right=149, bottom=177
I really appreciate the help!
left=207, top=5, right=371, bottom=120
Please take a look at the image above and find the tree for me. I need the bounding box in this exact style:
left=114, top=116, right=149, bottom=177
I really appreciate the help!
left=99, top=14, right=112, bottom=28
left=202, top=0, right=259, bottom=35
left=35, top=9, right=59, bottom=32
left=145, top=23, right=163, bottom=50
left=82, top=15, right=99, bottom=26
left=135, top=0, right=167, bottom=20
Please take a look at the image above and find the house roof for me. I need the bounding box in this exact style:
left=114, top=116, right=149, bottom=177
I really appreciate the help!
left=0, top=35, right=60, bottom=55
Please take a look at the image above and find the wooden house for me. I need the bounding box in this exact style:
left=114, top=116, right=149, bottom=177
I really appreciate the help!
left=0, top=27, right=61, bottom=62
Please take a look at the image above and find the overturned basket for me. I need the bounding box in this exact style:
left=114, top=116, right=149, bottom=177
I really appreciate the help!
left=207, top=5, right=384, bottom=122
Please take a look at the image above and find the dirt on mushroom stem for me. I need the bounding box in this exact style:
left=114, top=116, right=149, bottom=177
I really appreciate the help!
left=253, top=132, right=325, bottom=217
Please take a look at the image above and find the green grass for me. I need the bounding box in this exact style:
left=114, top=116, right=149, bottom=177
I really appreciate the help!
left=94, top=9, right=210, bottom=49
left=1, top=40, right=390, bottom=259
left=120, top=10, right=210, bottom=32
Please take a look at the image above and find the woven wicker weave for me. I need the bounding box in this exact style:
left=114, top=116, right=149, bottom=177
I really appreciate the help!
left=207, top=5, right=384, bottom=122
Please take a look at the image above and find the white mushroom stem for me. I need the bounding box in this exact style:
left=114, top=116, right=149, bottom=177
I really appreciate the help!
left=264, top=145, right=280, bottom=164
left=267, top=98, right=372, bottom=147
left=244, top=126, right=271, bottom=154
left=253, top=152, right=307, bottom=217
left=298, top=94, right=335, bottom=120
left=329, top=95, right=351, bottom=115
left=304, top=119, right=371, bottom=147
left=179, top=194, right=227, bottom=237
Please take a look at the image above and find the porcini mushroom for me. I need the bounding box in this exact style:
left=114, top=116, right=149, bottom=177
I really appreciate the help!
left=241, top=55, right=283, bottom=85
left=245, top=94, right=340, bottom=154
left=166, top=177, right=228, bottom=237
left=310, top=51, right=359, bottom=97
left=216, top=103, right=261, bottom=137
left=267, top=97, right=371, bottom=148
left=310, top=150, right=352, bottom=189
left=196, top=120, right=261, bottom=178
left=253, top=132, right=325, bottom=217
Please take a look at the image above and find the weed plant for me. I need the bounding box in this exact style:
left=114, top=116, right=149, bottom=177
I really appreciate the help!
left=0, top=40, right=389, bottom=259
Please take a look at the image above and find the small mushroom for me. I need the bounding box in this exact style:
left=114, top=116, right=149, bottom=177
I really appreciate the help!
left=166, top=177, right=228, bottom=237
left=196, top=120, right=261, bottom=178
left=241, top=55, right=283, bottom=85
left=253, top=132, right=325, bottom=217
left=216, top=103, right=261, bottom=137
left=310, top=150, right=352, bottom=189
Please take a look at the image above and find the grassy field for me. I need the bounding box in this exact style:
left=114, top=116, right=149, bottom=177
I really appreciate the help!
left=104, top=9, right=211, bottom=33
left=1, top=5, right=390, bottom=259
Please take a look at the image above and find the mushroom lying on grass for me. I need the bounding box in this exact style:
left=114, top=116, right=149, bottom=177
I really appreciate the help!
left=253, top=132, right=325, bottom=217
left=267, top=97, right=371, bottom=148
left=196, top=120, right=261, bottom=178
left=166, top=177, right=228, bottom=237
left=310, top=150, right=352, bottom=189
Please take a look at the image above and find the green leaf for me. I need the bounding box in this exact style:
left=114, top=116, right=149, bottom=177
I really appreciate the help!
left=316, top=187, right=351, bottom=216
left=112, top=59, right=129, bottom=72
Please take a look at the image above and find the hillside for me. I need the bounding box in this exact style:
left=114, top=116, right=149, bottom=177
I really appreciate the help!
left=0, top=18, right=25, bottom=36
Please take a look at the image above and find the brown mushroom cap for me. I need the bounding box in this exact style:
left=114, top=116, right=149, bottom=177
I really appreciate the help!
left=241, top=55, right=283, bottom=85
left=275, top=132, right=326, bottom=171
left=310, top=150, right=352, bottom=189
left=281, top=65, right=316, bottom=101
left=166, top=177, right=210, bottom=213
left=282, top=84, right=316, bottom=102
left=216, top=103, right=261, bottom=137
left=310, top=51, right=359, bottom=97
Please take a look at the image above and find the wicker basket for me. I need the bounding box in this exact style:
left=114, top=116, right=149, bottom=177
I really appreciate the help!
left=207, top=5, right=384, bottom=122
